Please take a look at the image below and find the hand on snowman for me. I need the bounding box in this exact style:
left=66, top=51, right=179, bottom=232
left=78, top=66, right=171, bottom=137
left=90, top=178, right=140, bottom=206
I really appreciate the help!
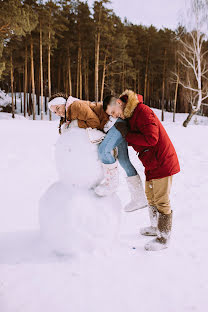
left=87, top=128, right=106, bottom=144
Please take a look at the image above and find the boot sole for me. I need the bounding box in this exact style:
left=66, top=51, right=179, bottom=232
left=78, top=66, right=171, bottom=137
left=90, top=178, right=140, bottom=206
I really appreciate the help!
left=145, top=244, right=168, bottom=251
left=140, top=233, right=157, bottom=237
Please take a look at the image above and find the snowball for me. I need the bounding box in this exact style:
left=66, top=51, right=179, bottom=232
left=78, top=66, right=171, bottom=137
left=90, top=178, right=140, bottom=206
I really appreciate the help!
left=55, top=127, right=103, bottom=189
left=39, top=182, right=122, bottom=255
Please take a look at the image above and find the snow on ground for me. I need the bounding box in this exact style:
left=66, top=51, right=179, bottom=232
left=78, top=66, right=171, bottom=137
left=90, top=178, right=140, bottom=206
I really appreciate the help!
left=0, top=96, right=208, bottom=311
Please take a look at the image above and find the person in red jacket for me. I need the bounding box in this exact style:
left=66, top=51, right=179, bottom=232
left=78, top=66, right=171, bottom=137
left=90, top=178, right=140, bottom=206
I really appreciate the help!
left=103, top=89, right=180, bottom=251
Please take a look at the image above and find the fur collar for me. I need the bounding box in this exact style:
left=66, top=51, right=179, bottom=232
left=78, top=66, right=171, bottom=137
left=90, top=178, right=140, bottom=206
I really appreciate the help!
left=120, top=89, right=139, bottom=118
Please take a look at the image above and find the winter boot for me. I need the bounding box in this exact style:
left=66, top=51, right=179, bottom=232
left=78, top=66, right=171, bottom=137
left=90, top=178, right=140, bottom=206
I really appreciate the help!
left=124, top=175, right=148, bottom=212
left=94, top=161, right=119, bottom=196
left=140, top=205, right=158, bottom=236
left=144, top=211, right=173, bottom=251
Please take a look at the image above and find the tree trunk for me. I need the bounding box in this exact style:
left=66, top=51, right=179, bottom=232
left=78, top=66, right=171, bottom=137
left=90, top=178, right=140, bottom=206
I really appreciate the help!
left=100, top=53, right=107, bottom=102
left=161, top=80, right=165, bottom=121
left=95, top=31, right=100, bottom=102
left=67, top=52, right=72, bottom=96
left=28, top=65, right=31, bottom=116
left=24, top=43, right=27, bottom=117
left=173, top=67, right=179, bottom=122
left=63, top=67, right=66, bottom=94
left=19, top=72, right=22, bottom=113
left=36, top=66, right=40, bottom=115
left=76, top=47, right=80, bottom=98
left=44, top=69, right=47, bottom=114
left=48, top=30, right=52, bottom=120
left=57, top=56, right=61, bottom=91
left=10, top=53, right=14, bottom=118
left=95, top=6, right=102, bottom=102
left=84, top=58, right=89, bottom=101
left=144, top=44, right=149, bottom=103
left=31, top=36, right=36, bottom=120
left=137, top=70, right=140, bottom=94
left=147, top=79, right=150, bottom=105
left=14, top=81, right=17, bottom=109
left=161, top=49, right=167, bottom=121
left=183, top=110, right=197, bottom=127
left=40, top=23, right=44, bottom=120
left=122, top=61, right=125, bottom=91
left=79, top=49, right=82, bottom=100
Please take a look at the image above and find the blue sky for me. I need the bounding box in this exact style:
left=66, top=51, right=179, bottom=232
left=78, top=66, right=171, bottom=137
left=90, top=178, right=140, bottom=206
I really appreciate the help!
left=85, top=0, right=188, bottom=30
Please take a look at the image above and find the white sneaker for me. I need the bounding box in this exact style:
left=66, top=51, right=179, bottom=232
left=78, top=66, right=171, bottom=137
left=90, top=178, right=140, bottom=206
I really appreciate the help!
left=94, top=162, right=119, bottom=196
left=124, top=175, right=148, bottom=212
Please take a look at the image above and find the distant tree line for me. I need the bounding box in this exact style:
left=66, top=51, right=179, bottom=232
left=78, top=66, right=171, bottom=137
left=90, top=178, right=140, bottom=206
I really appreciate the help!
left=0, top=0, right=208, bottom=122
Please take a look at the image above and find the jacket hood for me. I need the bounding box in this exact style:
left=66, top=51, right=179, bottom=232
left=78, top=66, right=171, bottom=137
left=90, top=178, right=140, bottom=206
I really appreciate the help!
left=119, top=89, right=139, bottom=118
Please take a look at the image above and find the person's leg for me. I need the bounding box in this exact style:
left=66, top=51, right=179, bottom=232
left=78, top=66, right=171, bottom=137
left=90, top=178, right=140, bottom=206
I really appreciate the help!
left=117, top=139, right=137, bottom=177
left=140, top=180, right=158, bottom=235
left=95, top=125, right=124, bottom=196
left=114, top=127, right=147, bottom=211
left=145, top=176, right=173, bottom=251
left=98, top=124, right=124, bottom=164
left=145, top=180, right=155, bottom=207
left=123, top=155, right=148, bottom=211
left=153, top=176, right=172, bottom=215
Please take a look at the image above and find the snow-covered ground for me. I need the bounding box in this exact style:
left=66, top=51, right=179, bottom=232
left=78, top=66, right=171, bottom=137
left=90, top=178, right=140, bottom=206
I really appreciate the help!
left=0, top=93, right=208, bottom=312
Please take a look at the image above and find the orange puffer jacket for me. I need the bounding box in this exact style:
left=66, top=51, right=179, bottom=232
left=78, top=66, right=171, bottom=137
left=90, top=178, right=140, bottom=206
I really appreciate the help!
left=66, top=100, right=109, bottom=130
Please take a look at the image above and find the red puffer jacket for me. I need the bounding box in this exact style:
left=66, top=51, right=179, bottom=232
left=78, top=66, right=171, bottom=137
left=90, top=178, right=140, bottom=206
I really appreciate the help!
left=121, top=90, right=180, bottom=181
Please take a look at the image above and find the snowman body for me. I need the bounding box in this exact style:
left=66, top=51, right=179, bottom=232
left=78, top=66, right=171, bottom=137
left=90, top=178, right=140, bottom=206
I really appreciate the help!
left=39, top=124, right=122, bottom=255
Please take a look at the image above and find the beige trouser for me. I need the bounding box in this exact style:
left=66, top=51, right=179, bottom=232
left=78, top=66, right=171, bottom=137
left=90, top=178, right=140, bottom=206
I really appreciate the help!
left=145, top=176, right=173, bottom=215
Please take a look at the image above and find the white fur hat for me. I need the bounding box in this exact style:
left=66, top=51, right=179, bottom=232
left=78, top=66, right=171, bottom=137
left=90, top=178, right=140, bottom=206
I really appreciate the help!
left=48, top=97, right=67, bottom=110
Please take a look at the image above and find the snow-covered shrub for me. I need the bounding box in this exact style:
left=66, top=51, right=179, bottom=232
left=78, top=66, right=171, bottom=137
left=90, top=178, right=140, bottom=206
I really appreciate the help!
left=0, top=90, right=12, bottom=112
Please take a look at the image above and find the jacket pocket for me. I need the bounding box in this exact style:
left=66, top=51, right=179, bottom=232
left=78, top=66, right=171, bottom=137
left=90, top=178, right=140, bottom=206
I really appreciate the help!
left=138, top=148, right=158, bottom=171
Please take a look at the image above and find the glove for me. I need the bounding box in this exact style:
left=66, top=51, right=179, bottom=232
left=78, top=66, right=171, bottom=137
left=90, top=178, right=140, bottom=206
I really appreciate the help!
left=87, top=128, right=106, bottom=144
left=115, top=122, right=129, bottom=138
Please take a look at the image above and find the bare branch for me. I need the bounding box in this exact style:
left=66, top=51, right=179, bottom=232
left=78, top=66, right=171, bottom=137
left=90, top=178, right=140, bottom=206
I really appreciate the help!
left=178, top=51, right=198, bottom=80
left=202, top=75, right=208, bottom=80
left=202, top=94, right=208, bottom=101
left=179, top=38, right=195, bottom=54
left=178, top=79, right=199, bottom=92
left=106, top=60, right=117, bottom=68
left=201, top=50, right=208, bottom=58
left=189, top=32, right=197, bottom=53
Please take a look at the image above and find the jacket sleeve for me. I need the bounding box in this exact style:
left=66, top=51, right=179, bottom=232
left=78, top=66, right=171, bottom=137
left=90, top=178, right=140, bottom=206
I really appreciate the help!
left=70, top=101, right=100, bottom=129
left=125, top=110, right=159, bottom=147
left=91, top=104, right=109, bottom=131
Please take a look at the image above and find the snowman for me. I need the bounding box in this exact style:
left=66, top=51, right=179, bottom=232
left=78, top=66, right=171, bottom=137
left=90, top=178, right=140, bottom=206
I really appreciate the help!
left=39, top=121, right=122, bottom=255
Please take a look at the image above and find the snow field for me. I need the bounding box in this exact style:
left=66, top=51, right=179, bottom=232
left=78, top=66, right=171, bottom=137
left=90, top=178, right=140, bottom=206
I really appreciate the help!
left=0, top=110, right=208, bottom=312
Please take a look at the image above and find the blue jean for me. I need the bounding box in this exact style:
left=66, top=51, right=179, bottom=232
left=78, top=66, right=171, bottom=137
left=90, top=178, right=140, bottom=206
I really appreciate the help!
left=98, top=119, right=137, bottom=177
